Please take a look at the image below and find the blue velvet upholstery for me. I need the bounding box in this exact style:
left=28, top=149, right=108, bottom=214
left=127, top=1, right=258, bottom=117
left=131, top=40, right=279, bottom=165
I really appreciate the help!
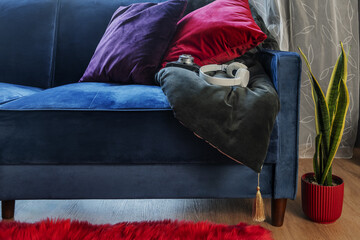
left=0, top=83, right=42, bottom=105
left=258, top=50, right=301, bottom=199
left=0, top=0, right=57, bottom=88
left=0, top=0, right=300, bottom=204
left=0, top=83, right=277, bottom=165
left=0, top=83, right=170, bottom=110
left=0, top=164, right=274, bottom=200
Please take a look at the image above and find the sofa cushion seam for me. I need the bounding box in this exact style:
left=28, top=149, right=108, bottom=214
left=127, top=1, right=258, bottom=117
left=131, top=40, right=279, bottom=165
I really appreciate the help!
left=49, top=0, right=61, bottom=88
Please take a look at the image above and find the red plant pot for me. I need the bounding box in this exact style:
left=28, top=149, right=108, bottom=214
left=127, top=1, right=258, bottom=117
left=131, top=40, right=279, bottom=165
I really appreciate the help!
left=301, top=173, right=344, bottom=224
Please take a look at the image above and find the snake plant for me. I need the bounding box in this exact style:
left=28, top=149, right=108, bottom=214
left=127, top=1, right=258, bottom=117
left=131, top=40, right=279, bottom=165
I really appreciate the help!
left=298, top=42, right=349, bottom=186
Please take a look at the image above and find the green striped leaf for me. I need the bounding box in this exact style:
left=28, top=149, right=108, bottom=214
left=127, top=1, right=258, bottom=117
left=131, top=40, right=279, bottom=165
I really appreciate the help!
left=313, top=134, right=322, bottom=182
left=321, top=71, right=349, bottom=185
left=326, top=42, right=346, bottom=125
left=299, top=48, right=331, bottom=155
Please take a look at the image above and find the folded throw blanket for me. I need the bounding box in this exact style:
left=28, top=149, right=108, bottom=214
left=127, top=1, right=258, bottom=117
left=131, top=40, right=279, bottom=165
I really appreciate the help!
left=155, top=54, right=279, bottom=172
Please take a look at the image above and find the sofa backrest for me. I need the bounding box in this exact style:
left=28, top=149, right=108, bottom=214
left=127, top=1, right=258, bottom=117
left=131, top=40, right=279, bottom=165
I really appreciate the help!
left=0, top=0, right=161, bottom=88
left=0, top=0, right=57, bottom=88
left=0, top=0, right=215, bottom=88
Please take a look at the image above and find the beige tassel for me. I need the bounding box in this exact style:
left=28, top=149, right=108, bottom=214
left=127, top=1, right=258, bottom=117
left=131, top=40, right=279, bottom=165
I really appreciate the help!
left=252, top=173, right=265, bottom=222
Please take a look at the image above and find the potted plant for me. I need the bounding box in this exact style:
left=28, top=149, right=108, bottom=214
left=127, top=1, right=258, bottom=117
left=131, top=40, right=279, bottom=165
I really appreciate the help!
left=298, top=42, right=349, bottom=223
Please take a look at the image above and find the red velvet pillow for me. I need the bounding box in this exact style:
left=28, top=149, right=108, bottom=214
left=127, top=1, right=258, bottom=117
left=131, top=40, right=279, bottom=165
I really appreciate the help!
left=162, top=0, right=267, bottom=66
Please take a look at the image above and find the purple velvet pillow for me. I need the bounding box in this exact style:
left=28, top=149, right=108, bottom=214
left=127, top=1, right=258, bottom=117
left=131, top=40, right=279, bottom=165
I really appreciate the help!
left=79, top=0, right=187, bottom=84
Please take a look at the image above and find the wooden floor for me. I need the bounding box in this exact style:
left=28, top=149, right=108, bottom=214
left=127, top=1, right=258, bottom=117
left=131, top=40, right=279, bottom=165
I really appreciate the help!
left=3, top=154, right=360, bottom=239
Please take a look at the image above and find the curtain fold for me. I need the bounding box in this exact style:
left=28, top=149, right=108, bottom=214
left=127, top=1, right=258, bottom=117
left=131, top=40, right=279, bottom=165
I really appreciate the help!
left=250, top=0, right=359, bottom=158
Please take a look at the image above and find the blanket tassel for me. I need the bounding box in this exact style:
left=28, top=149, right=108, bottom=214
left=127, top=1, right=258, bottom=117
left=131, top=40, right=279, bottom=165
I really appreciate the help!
left=252, top=173, right=265, bottom=222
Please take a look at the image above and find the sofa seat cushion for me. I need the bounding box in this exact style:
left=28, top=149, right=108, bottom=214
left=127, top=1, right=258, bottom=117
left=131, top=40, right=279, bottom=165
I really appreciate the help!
left=0, top=83, right=278, bottom=165
left=0, top=82, right=42, bottom=105
left=0, top=82, right=170, bottom=110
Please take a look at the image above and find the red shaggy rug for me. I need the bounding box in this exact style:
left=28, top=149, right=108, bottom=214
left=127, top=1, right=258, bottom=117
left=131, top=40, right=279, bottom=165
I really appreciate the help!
left=0, top=219, right=273, bottom=240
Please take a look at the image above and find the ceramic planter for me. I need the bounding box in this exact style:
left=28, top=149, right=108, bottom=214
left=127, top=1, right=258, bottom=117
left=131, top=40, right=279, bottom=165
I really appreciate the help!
left=301, top=173, right=344, bottom=223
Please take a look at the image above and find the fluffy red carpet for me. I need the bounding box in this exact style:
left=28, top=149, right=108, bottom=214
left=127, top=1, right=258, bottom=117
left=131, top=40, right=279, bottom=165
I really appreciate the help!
left=0, top=219, right=273, bottom=240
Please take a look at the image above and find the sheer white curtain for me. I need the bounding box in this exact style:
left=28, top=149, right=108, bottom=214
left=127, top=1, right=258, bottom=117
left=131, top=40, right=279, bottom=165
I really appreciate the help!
left=250, top=0, right=359, bottom=158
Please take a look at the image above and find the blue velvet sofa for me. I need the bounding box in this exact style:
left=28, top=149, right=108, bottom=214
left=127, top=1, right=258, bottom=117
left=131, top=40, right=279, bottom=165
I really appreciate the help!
left=0, top=0, right=301, bottom=227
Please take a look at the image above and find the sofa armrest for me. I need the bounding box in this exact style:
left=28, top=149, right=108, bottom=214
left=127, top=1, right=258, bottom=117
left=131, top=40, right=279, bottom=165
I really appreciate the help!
left=257, top=49, right=302, bottom=199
